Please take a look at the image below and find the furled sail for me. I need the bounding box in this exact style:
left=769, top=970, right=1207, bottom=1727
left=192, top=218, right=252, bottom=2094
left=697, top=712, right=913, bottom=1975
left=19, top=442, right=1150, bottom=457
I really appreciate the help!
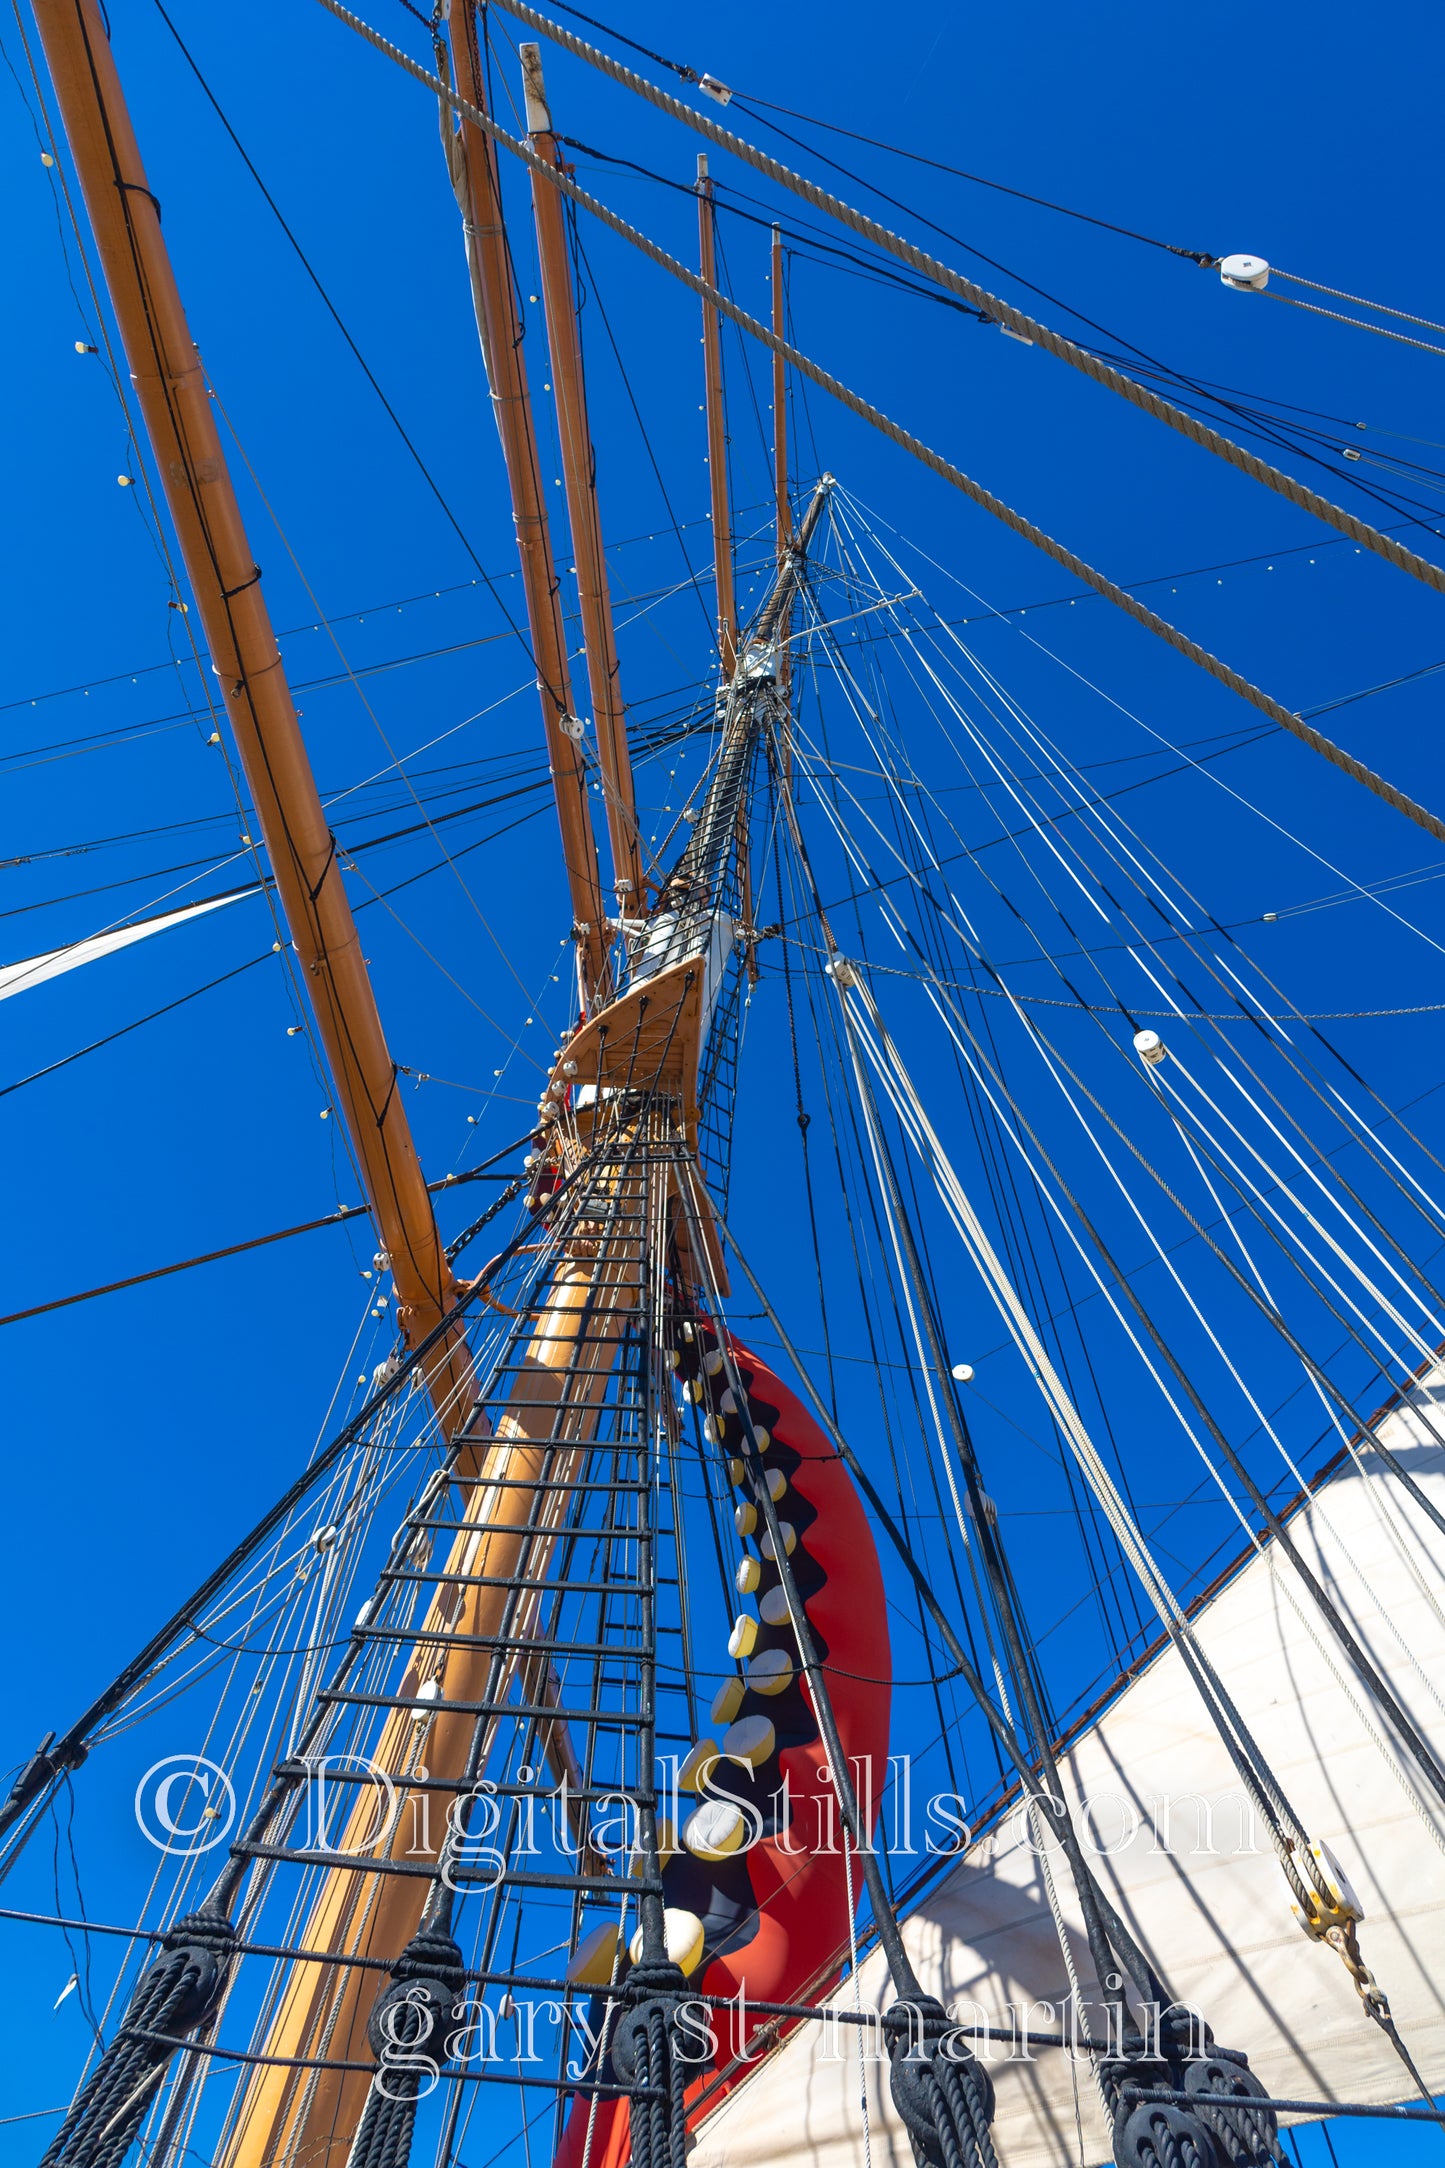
left=695, top=1366, right=1445, bottom=2165
left=0, top=890, right=249, bottom=1002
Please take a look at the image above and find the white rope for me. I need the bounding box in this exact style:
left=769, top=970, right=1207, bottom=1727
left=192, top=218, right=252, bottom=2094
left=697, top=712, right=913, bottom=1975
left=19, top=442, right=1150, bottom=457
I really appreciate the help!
left=790, top=514, right=1445, bottom=1405
left=835, top=485, right=1445, bottom=965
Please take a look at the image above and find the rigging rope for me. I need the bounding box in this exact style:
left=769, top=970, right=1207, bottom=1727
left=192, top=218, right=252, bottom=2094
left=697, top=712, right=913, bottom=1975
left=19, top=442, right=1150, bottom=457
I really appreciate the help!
left=481, top=0, right=1445, bottom=593
left=313, top=0, right=1445, bottom=853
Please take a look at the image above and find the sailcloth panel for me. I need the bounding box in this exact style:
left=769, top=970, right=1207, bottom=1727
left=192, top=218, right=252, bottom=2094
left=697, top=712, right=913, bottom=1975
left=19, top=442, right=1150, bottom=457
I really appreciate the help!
left=694, top=1371, right=1445, bottom=2166
left=0, top=890, right=249, bottom=1001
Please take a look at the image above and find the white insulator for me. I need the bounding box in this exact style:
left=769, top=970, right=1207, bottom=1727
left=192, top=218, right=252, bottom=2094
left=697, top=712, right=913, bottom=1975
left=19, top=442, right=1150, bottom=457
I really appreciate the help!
left=412, top=1677, right=440, bottom=1723
left=703, top=1414, right=724, bottom=1443
left=735, top=1555, right=761, bottom=1595
left=683, top=1799, right=747, bottom=1860
left=566, top=1921, right=623, bottom=1985
left=762, top=1467, right=786, bottom=1502
left=746, top=1647, right=793, bottom=1697
left=728, top=1613, right=759, bottom=1660
left=629, top=1909, right=705, bottom=1975
left=722, top=1713, right=775, bottom=1768
left=562, top=1058, right=578, bottom=1077
left=354, top=1599, right=373, bottom=1629
left=1133, top=1028, right=1167, bottom=1067
left=666, top=1348, right=680, bottom=1371
left=711, top=1675, right=745, bottom=1726
left=677, top=1739, right=720, bottom=1793
left=760, top=1585, right=792, bottom=1628
left=734, top=1500, right=758, bottom=1538
left=1219, top=252, right=1270, bottom=292
left=761, top=1522, right=797, bottom=1562
left=728, top=1456, right=746, bottom=1488
left=951, top=1362, right=975, bottom=1383
left=719, top=1387, right=738, bottom=1415
left=704, top=1350, right=724, bottom=1376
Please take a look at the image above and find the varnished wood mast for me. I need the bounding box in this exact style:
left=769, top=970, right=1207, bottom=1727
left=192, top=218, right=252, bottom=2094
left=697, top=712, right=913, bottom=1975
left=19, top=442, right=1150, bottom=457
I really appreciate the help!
left=28, top=0, right=473, bottom=1421
left=33, top=6, right=819, bottom=2161
left=697, top=154, right=739, bottom=682
left=521, top=43, right=645, bottom=913
left=440, top=6, right=612, bottom=997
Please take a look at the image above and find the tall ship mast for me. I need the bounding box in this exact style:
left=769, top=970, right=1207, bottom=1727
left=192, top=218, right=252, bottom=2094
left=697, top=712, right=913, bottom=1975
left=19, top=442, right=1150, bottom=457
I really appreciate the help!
left=4, top=6, right=1445, bottom=2168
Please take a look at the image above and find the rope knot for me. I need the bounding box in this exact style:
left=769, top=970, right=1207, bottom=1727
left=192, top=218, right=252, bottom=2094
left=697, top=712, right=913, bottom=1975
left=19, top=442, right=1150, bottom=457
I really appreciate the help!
left=40, top=1902, right=235, bottom=2168
left=612, top=1964, right=692, bottom=2168
left=884, top=1996, right=998, bottom=2168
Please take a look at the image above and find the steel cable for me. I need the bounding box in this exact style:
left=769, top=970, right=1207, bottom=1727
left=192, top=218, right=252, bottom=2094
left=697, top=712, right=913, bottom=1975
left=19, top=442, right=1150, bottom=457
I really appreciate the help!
left=314, top=0, right=1445, bottom=854
left=483, top=0, right=1445, bottom=593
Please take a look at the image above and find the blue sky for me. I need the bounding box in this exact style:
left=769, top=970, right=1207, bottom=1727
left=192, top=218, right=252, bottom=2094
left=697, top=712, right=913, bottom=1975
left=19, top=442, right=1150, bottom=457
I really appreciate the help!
left=2, top=0, right=1444, bottom=2157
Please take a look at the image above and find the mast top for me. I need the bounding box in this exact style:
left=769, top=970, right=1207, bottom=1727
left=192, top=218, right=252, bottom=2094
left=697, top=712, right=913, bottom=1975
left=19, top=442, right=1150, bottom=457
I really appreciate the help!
left=520, top=41, right=551, bottom=133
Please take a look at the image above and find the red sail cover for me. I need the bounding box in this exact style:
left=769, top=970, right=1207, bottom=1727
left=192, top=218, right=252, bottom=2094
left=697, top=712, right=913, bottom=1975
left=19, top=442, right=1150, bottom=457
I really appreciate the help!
left=556, top=1336, right=892, bottom=2168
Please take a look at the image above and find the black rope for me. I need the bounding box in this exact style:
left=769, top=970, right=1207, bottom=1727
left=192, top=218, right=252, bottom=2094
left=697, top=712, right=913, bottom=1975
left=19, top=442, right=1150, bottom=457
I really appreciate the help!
left=39, top=1901, right=234, bottom=2168
left=346, top=1915, right=468, bottom=2168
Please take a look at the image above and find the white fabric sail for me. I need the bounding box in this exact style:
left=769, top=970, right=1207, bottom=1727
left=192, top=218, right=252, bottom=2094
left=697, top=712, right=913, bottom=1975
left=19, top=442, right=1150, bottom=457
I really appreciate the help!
left=0, top=889, right=251, bottom=1003
left=695, top=1366, right=1445, bottom=2165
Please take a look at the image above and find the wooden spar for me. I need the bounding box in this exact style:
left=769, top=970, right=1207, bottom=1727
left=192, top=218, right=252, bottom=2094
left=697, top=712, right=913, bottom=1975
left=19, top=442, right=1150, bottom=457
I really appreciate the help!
left=29, top=0, right=470, bottom=1422
left=772, top=226, right=792, bottom=562
left=218, top=1227, right=643, bottom=2168
left=520, top=42, right=644, bottom=911
left=441, top=6, right=609, bottom=1001
left=696, top=154, right=738, bottom=682
left=771, top=224, right=794, bottom=762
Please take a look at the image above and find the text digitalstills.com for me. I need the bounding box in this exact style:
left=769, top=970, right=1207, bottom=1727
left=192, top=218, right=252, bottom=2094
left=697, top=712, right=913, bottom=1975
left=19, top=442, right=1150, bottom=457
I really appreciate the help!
left=133, top=1751, right=1239, bottom=2091
left=135, top=1747, right=1267, bottom=1873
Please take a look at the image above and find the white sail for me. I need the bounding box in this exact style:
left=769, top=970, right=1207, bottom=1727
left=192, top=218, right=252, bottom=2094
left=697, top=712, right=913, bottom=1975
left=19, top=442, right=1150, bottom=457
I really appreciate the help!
left=695, top=1365, right=1445, bottom=2164
left=0, top=890, right=251, bottom=1002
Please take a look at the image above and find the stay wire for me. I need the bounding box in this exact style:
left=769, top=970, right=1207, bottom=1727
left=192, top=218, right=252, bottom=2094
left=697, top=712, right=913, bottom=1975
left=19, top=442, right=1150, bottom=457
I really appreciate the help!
left=479, top=0, right=1445, bottom=582
left=824, top=557, right=1149, bottom=1662
left=312, top=0, right=1445, bottom=860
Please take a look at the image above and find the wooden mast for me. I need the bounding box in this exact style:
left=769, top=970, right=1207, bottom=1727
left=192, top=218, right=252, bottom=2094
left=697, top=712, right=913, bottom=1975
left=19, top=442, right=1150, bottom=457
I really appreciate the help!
left=520, top=43, right=644, bottom=912
left=218, top=26, right=652, bottom=2157
left=28, top=0, right=471, bottom=1423
left=771, top=223, right=794, bottom=746
left=772, top=225, right=792, bottom=563
left=441, top=5, right=610, bottom=1001
left=696, top=153, right=738, bottom=682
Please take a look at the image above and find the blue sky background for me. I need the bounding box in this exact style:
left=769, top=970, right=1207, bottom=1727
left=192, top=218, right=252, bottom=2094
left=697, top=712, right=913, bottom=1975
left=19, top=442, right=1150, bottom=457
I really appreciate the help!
left=2, top=0, right=1445, bottom=2157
